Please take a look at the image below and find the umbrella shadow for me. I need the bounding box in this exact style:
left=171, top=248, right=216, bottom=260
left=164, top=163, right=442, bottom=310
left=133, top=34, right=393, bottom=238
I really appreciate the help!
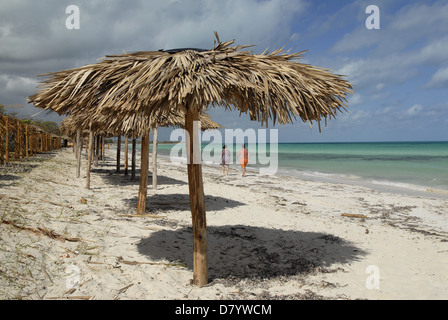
left=0, top=174, right=22, bottom=188
left=0, top=174, right=22, bottom=182
left=0, top=152, right=57, bottom=187
left=123, top=193, right=245, bottom=213
left=94, top=165, right=187, bottom=187
left=136, top=225, right=367, bottom=282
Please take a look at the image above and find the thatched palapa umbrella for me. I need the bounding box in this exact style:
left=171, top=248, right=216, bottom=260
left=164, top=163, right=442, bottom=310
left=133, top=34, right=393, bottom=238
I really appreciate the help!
left=29, top=33, right=352, bottom=286
left=61, top=108, right=221, bottom=202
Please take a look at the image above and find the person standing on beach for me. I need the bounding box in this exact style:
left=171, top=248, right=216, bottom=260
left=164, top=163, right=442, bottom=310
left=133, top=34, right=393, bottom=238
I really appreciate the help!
left=236, top=144, right=250, bottom=177
left=221, top=145, right=231, bottom=176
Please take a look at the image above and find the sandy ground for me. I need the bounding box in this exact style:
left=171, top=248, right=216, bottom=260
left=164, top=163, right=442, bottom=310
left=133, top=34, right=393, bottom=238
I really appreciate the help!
left=0, top=147, right=447, bottom=300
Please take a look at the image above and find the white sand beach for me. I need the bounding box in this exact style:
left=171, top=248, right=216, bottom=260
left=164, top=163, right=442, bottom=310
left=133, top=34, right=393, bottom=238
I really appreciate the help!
left=1, top=147, right=447, bottom=300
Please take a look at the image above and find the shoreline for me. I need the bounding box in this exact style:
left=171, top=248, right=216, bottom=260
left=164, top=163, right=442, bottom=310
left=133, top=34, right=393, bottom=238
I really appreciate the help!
left=120, top=141, right=448, bottom=198
left=1, top=147, right=447, bottom=300
left=155, top=152, right=448, bottom=201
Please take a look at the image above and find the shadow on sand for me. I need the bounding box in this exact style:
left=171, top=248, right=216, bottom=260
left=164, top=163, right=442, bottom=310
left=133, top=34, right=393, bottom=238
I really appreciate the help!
left=93, top=163, right=188, bottom=187
left=0, top=152, right=58, bottom=188
left=122, top=193, right=246, bottom=213
left=136, top=225, right=367, bottom=282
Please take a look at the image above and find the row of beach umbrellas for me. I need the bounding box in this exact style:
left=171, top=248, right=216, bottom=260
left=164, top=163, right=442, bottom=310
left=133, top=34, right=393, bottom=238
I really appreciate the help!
left=28, top=33, right=352, bottom=286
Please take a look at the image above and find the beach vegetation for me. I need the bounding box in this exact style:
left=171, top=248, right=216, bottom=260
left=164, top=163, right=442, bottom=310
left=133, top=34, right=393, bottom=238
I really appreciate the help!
left=31, top=120, right=62, bottom=137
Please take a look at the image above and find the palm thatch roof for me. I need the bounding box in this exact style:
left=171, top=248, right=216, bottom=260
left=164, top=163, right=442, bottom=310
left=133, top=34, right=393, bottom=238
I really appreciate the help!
left=29, top=33, right=352, bottom=131
left=61, top=109, right=221, bottom=138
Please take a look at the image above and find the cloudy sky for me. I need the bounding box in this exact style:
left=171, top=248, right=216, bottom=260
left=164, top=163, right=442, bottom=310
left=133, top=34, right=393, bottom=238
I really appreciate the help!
left=1, top=0, right=447, bottom=142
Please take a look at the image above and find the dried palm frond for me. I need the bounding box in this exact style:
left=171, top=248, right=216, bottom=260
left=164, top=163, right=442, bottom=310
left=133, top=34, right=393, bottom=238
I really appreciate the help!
left=60, top=108, right=221, bottom=138
left=29, top=33, right=352, bottom=132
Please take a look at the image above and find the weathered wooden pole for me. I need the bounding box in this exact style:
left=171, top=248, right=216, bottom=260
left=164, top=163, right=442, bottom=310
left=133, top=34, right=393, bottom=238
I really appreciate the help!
left=185, top=104, right=208, bottom=287
left=102, top=136, right=105, bottom=163
left=131, top=138, right=136, bottom=181
left=152, top=126, right=158, bottom=189
left=5, top=117, right=9, bottom=163
left=24, top=125, right=28, bottom=157
left=116, top=135, right=121, bottom=173
left=124, top=135, right=129, bottom=176
left=73, top=134, right=77, bottom=157
left=30, top=129, right=34, bottom=157
left=86, top=127, right=94, bottom=189
left=137, top=132, right=150, bottom=214
left=76, top=130, right=82, bottom=178
left=0, top=116, right=4, bottom=165
left=32, top=130, right=36, bottom=156
left=15, top=122, right=21, bottom=160
left=94, top=135, right=100, bottom=167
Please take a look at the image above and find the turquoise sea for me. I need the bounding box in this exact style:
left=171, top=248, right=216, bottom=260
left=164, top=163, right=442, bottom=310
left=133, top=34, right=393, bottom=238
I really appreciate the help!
left=152, top=141, right=448, bottom=196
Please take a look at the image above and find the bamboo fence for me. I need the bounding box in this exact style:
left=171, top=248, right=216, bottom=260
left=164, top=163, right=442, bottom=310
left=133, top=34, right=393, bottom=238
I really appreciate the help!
left=0, top=114, right=63, bottom=166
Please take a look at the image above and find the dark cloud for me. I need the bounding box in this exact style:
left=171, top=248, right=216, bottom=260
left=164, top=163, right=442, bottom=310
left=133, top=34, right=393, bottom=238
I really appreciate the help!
left=0, top=0, right=305, bottom=121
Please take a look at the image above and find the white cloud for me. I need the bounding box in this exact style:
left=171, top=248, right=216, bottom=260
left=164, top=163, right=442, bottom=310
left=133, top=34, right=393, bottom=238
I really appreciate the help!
left=336, top=54, right=417, bottom=90
left=332, top=1, right=448, bottom=55
left=374, top=106, right=392, bottom=116
left=405, top=104, right=423, bottom=116
left=348, top=93, right=362, bottom=106
left=336, top=36, right=448, bottom=92
left=0, top=0, right=307, bottom=119
left=339, top=109, right=370, bottom=124
left=426, top=66, right=448, bottom=89
left=331, top=2, right=448, bottom=94
left=0, top=0, right=307, bottom=64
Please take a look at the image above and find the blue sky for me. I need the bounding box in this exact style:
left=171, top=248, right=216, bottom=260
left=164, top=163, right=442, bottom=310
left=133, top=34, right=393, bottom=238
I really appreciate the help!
left=1, top=0, right=447, bottom=142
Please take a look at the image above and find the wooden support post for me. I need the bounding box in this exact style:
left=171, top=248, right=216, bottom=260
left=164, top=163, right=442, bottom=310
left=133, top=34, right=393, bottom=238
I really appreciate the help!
left=98, top=136, right=102, bottom=161
left=102, top=136, right=105, bottom=163
left=185, top=105, right=208, bottom=287
left=76, top=130, right=82, bottom=178
left=116, top=135, right=121, bottom=173
left=30, top=129, right=34, bottom=157
left=152, top=126, right=158, bottom=189
left=94, top=135, right=99, bottom=167
left=137, top=133, right=150, bottom=214
left=86, top=128, right=94, bottom=189
left=0, top=116, right=4, bottom=165
left=15, top=123, right=20, bottom=160
left=33, top=131, right=36, bottom=156
left=5, top=117, right=9, bottom=163
left=18, top=124, right=23, bottom=160
left=86, top=129, right=94, bottom=188
left=124, top=135, right=129, bottom=176
left=131, top=138, right=136, bottom=181
left=25, top=126, right=29, bottom=158
left=74, top=135, right=78, bottom=158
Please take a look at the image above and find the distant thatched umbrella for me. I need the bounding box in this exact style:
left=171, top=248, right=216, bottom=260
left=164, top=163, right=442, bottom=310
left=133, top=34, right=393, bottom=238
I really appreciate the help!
left=29, top=33, right=352, bottom=286
left=60, top=108, right=221, bottom=138
left=61, top=109, right=221, bottom=191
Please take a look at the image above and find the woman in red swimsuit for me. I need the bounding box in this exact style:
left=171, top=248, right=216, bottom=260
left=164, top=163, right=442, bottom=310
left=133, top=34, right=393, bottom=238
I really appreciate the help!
left=236, top=144, right=250, bottom=177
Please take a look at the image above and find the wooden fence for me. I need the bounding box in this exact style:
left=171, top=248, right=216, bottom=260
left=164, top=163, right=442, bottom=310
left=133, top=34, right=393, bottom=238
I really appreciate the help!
left=0, top=114, right=62, bottom=165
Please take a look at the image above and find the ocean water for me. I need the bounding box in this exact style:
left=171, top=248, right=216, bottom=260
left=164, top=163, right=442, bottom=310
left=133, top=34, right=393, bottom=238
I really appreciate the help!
left=151, top=141, right=448, bottom=196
